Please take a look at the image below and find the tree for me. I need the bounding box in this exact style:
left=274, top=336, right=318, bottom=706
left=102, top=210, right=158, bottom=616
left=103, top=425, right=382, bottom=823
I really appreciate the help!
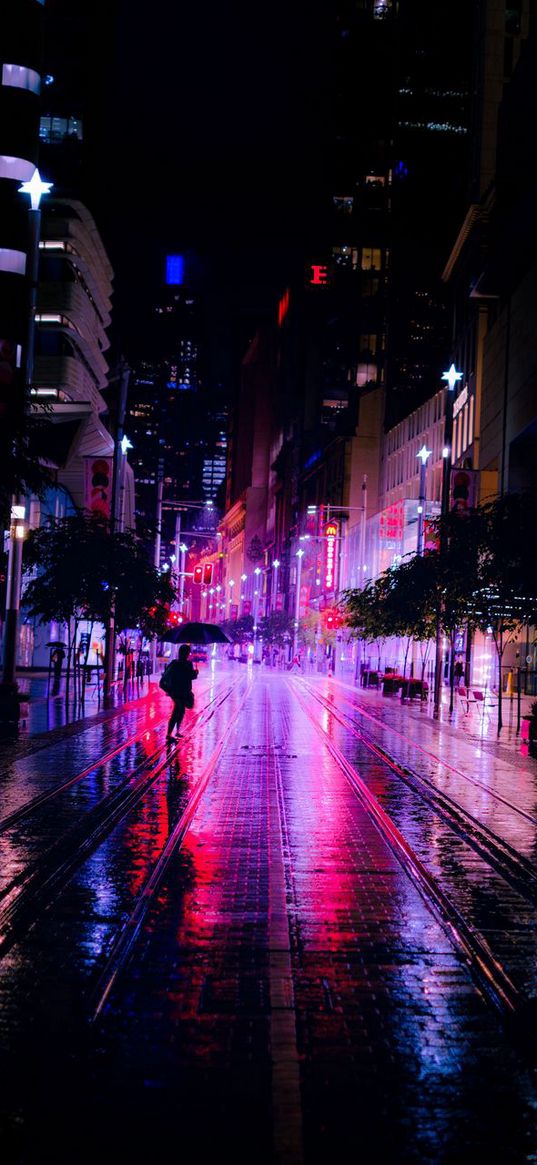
left=380, top=556, right=437, bottom=682
left=469, top=494, right=537, bottom=731
left=257, top=611, right=294, bottom=649
left=22, top=514, right=174, bottom=699
left=219, top=615, right=254, bottom=646
left=344, top=578, right=392, bottom=672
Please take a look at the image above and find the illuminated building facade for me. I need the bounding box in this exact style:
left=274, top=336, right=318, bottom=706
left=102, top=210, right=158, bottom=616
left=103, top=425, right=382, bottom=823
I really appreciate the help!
left=0, top=0, right=45, bottom=474
left=127, top=285, right=228, bottom=561
left=443, top=0, right=534, bottom=503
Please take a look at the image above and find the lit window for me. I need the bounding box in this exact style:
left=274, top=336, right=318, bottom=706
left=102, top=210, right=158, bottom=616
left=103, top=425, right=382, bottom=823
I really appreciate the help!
left=332, top=195, right=353, bottom=214
left=0, top=248, right=26, bottom=275
left=356, top=363, right=377, bottom=387
left=361, top=247, right=382, bottom=271
left=332, top=244, right=354, bottom=268
left=0, top=155, right=34, bottom=181
left=2, top=64, right=41, bottom=94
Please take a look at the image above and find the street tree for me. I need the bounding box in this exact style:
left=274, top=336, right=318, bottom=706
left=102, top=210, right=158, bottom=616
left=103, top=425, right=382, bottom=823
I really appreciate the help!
left=343, top=577, right=392, bottom=673
left=469, top=493, right=537, bottom=731
left=22, top=514, right=174, bottom=699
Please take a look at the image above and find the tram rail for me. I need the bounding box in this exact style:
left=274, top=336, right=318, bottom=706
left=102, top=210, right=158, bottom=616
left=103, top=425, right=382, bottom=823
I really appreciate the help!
left=293, top=680, right=529, bottom=1021
left=0, top=682, right=239, bottom=956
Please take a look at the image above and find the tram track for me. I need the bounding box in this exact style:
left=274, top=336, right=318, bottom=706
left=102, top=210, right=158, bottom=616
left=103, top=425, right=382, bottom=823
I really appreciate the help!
left=322, top=678, right=537, bottom=829
left=299, top=680, right=537, bottom=906
left=0, top=682, right=238, bottom=957
left=90, top=680, right=251, bottom=1020
left=293, top=680, right=530, bottom=1021
left=0, top=680, right=232, bottom=834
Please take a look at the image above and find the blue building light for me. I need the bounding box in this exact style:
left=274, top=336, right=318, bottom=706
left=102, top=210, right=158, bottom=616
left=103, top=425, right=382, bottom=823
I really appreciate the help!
left=165, top=254, right=184, bottom=285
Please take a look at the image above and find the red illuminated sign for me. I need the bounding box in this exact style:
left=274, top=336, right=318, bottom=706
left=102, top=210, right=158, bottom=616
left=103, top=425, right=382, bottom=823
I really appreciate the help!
left=324, top=521, right=339, bottom=591
left=193, top=565, right=203, bottom=584
left=310, top=264, right=328, bottom=285
left=379, top=501, right=405, bottom=542
left=277, top=289, right=290, bottom=326
left=202, top=562, right=213, bottom=585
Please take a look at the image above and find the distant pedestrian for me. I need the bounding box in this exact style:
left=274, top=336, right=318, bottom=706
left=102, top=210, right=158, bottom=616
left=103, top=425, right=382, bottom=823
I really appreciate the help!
left=50, top=646, right=65, bottom=695
left=135, top=654, right=145, bottom=694
left=454, top=658, right=464, bottom=686
left=160, top=643, right=199, bottom=739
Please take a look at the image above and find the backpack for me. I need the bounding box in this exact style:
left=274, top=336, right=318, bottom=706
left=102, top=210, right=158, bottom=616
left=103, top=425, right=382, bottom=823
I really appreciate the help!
left=159, top=665, right=174, bottom=694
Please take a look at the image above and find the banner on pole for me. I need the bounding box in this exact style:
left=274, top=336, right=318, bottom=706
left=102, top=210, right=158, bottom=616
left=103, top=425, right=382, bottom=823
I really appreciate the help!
left=449, top=468, right=478, bottom=515
left=84, top=457, right=113, bottom=519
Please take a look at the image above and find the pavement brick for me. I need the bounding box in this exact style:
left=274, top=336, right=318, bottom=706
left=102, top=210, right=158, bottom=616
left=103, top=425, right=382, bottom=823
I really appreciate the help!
left=1, top=668, right=537, bottom=1163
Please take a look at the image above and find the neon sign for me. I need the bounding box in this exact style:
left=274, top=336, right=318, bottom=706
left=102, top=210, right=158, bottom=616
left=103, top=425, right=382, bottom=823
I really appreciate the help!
left=278, top=288, right=290, bottom=325
left=324, top=521, right=339, bottom=590
left=165, top=254, right=184, bottom=285
left=310, top=264, right=328, bottom=285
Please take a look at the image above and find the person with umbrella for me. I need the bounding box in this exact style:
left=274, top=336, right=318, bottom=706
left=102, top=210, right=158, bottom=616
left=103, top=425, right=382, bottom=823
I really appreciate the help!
left=49, top=643, right=66, bottom=696
left=160, top=643, right=199, bottom=739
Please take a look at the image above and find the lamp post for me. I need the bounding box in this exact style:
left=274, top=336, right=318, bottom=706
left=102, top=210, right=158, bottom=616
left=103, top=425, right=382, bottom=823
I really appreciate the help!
left=293, top=548, right=305, bottom=659
left=178, top=542, right=188, bottom=613
left=3, top=170, right=52, bottom=687
left=416, top=444, right=432, bottom=555
left=271, top=559, right=280, bottom=613
left=433, top=363, right=463, bottom=718
left=253, top=567, right=262, bottom=659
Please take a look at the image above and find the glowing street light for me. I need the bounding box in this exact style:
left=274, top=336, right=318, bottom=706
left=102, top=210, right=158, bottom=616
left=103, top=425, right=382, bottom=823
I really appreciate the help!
left=293, top=547, right=305, bottom=658
left=442, top=363, right=463, bottom=393
left=434, top=363, right=463, bottom=718
left=18, top=168, right=53, bottom=211
left=416, top=445, right=432, bottom=555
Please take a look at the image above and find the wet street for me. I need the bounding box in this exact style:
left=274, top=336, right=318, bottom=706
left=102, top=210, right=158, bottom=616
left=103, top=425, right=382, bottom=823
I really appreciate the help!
left=1, top=665, right=537, bottom=1164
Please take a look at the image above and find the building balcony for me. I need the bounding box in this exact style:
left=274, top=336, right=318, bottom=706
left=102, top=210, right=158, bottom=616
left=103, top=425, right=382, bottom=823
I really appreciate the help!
left=34, top=355, right=107, bottom=415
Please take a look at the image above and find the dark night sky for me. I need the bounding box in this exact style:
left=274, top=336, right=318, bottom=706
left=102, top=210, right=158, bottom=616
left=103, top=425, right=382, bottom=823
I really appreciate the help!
left=43, top=1, right=332, bottom=356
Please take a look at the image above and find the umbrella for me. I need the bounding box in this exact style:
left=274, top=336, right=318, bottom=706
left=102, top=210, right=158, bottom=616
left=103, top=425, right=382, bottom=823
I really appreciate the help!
left=45, top=641, right=67, bottom=649
left=161, top=622, right=232, bottom=645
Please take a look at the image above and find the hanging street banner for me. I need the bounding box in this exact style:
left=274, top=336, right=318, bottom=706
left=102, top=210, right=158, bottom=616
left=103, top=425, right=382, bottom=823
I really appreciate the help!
left=84, top=457, right=113, bottom=519
left=450, top=468, right=479, bottom=515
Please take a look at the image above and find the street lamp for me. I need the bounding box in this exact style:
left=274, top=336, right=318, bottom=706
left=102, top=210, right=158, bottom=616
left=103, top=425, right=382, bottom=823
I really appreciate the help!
left=271, top=559, right=280, bottom=612
left=416, top=445, right=432, bottom=555
left=253, top=567, right=262, bottom=659
left=3, top=170, right=52, bottom=687
left=293, top=548, right=305, bottom=658
left=433, top=363, right=463, bottom=717
left=178, top=542, right=188, bottom=611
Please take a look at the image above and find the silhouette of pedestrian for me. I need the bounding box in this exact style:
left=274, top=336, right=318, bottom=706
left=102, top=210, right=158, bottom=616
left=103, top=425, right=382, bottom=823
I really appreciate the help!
left=50, top=646, right=65, bottom=695
left=160, top=643, right=199, bottom=739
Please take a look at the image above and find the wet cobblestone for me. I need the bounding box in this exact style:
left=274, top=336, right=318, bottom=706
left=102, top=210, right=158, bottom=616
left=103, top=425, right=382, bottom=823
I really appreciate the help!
left=0, top=668, right=537, bottom=1163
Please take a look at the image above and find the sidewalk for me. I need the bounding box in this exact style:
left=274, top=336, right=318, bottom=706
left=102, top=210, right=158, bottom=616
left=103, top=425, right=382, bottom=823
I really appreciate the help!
left=318, top=671, right=537, bottom=778
left=1, top=672, right=159, bottom=760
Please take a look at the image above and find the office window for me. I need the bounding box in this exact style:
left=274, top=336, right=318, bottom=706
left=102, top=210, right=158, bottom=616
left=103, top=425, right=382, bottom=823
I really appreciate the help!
left=361, top=276, right=380, bottom=298
left=0, top=248, right=26, bottom=275
left=361, top=247, right=382, bottom=271
left=359, top=334, right=377, bottom=355
left=333, top=195, right=353, bottom=214
left=356, top=362, right=377, bottom=387
left=2, top=64, right=41, bottom=94
left=468, top=394, right=475, bottom=447
left=332, top=244, right=354, bottom=268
